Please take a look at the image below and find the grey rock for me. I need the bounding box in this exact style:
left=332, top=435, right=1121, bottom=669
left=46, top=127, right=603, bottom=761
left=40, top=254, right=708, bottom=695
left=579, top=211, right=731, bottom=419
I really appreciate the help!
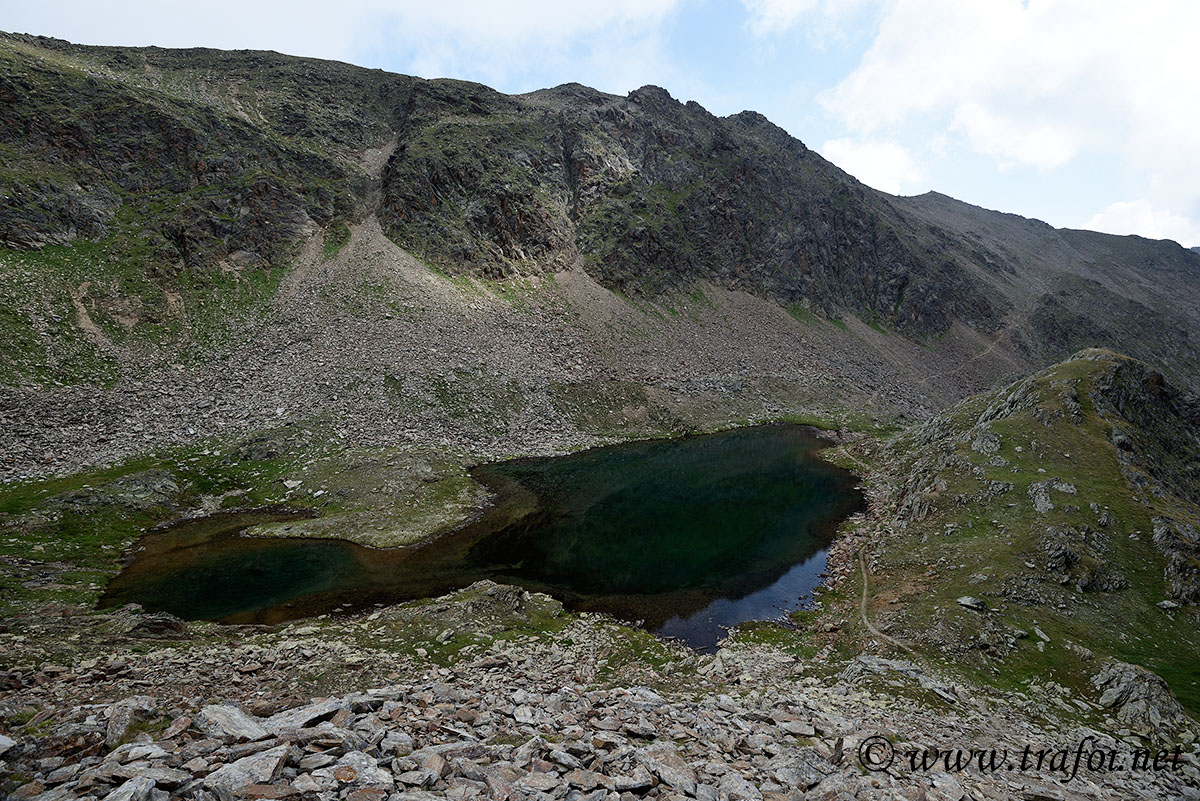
left=380, top=730, right=414, bottom=755
left=970, top=428, right=1001, bottom=455
left=1153, top=517, right=1200, bottom=603
left=28, top=788, right=79, bottom=801
left=518, top=771, right=563, bottom=793
left=297, top=753, right=336, bottom=771
left=612, top=765, right=654, bottom=792
left=635, top=742, right=696, bottom=795
left=956, top=596, right=987, bottom=612
left=139, top=767, right=192, bottom=790
left=203, top=744, right=290, bottom=801
left=390, top=792, right=446, bottom=801
left=717, top=773, right=761, bottom=801
left=397, top=768, right=440, bottom=788
left=45, top=762, right=81, bottom=785
left=106, top=743, right=169, bottom=765
left=292, top=772, right=330, bottom=793
left=102, top=777, right=156, bottom=801
left=1028, top=483, right=1054, bottom=514
left=330, top=750, right=394, bottom=789
left=513, top=705, right=539, bottom=725
left=926, top=770, right=965, bottom=801
left=105, top=696, right=157, bottom=749
left=261, top=698, right=343, bottom=733
left=763, top=749, right=834, bottom=791
left=194, top=705, right=269, bottom=743
left=1093, top=661, right=1191, bottom=737
left=779, top=720, right=816, bottom=737
left=563, top=769, right=605, bottom=790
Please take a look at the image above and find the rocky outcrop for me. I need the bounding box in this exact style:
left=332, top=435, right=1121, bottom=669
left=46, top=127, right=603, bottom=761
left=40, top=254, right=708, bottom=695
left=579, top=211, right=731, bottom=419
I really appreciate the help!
left=1089, top=352, right=1200, bottom=502
left=1084, top=354, right=1200, bottom=603
left=0, top=36, right=361, bottom=266
left=1153, top=517, right=1200, bottom=603
left=377, top=81, right=1002, bottom=340
left=46, top=469, right=181, bottom=513
left=1040, top=525, right=1127, bottom=593
left=849, top=351, right=1200, bottom=720
left=1093, top=660, right=1193, bottom=737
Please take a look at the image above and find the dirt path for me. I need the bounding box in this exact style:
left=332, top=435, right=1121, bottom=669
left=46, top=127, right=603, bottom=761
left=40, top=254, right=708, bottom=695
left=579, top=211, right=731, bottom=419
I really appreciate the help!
left=909, top=315, right=1026, bottom=394
left=826, top=442, right=919, bottom=658
left=858, top=545, right=918, bottom=658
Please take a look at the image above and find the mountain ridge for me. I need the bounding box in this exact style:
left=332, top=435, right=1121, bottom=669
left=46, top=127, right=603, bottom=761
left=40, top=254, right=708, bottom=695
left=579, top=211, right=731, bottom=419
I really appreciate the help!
left=3, top=31, right=1200, bottom=394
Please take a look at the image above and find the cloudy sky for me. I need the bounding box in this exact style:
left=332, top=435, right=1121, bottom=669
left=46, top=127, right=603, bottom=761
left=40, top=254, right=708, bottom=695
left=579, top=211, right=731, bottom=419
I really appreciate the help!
left=7, top=0, right=1198, bottom=246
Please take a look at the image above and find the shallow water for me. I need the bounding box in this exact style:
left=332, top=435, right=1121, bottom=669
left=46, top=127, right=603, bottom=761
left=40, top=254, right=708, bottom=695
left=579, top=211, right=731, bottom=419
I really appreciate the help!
left=101, top=425, right=862, bottom=649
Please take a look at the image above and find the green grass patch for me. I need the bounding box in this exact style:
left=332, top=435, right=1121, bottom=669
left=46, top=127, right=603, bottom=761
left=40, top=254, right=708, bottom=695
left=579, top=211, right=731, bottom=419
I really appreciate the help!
left=787, top=304, right=822, bottom=326
left=322, top=220, right=351, bottom=260
left=0, top=421, right=488, bottom=618
left=731, top=620, right=818, bottom=659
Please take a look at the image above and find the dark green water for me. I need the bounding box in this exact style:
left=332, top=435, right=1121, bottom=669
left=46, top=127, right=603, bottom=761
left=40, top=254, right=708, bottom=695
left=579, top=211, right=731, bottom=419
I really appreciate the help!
left=101, top=425, right=862, bottom=649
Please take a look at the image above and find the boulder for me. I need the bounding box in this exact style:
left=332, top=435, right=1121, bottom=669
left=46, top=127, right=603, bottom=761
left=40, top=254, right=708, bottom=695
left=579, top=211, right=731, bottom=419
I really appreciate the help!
left=204, top=744, right=290, bottom=801
left=105, top=696, right=158, bottom=748
left=635, top=742, right=697, bottom=795
left=194, top=705, right=269, bottom=743
left=1093, top=661, right=1191, bottom=737
left=763, top=749, right=835, bottom=790
left=101, top=776, right=156, bottom=801
left=956, top=596, right=987, bottom=612
left=261, top=698, right=343, bottom=733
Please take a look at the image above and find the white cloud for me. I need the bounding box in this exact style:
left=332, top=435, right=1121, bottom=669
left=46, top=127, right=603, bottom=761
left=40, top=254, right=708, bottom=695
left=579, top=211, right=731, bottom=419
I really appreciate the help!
left=740, top=0, right=869, bottom=43
left=950, top=102, right=1077, bottom=170
left=1083, top=200, right=1200, bottom=248
left=741, top=0, right=820, bottom=36
left=820, top=138, right=926, bottom=195
left=821, top=0, right=1200, bottom=243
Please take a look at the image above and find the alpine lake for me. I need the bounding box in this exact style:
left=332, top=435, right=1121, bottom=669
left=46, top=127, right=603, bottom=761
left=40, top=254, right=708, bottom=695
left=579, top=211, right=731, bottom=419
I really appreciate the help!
left=101, top=425, right=864, bottom=650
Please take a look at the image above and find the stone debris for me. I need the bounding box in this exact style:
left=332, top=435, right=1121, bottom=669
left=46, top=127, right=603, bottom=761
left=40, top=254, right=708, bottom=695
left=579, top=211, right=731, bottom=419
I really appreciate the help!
left=4, top=670, right=1196, bottom=801
left=2, top=598, right=1197, bottom=801
left=203, top=745, right=291, bottom=800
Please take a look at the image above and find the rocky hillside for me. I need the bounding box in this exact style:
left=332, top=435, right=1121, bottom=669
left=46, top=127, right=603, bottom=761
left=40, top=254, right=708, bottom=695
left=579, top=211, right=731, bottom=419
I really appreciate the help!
left=3, top=581, right=1198, bottom=801
left=4, top=31, right=1200, bottom=800
left=2, top=32, right=1200, bottom=394
left=834, top=350, right=1200, bottom=723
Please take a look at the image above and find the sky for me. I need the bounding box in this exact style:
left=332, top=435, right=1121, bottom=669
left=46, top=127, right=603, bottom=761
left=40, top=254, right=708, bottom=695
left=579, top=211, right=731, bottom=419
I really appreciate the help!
left=5, top=0, right=1199, bottom=247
